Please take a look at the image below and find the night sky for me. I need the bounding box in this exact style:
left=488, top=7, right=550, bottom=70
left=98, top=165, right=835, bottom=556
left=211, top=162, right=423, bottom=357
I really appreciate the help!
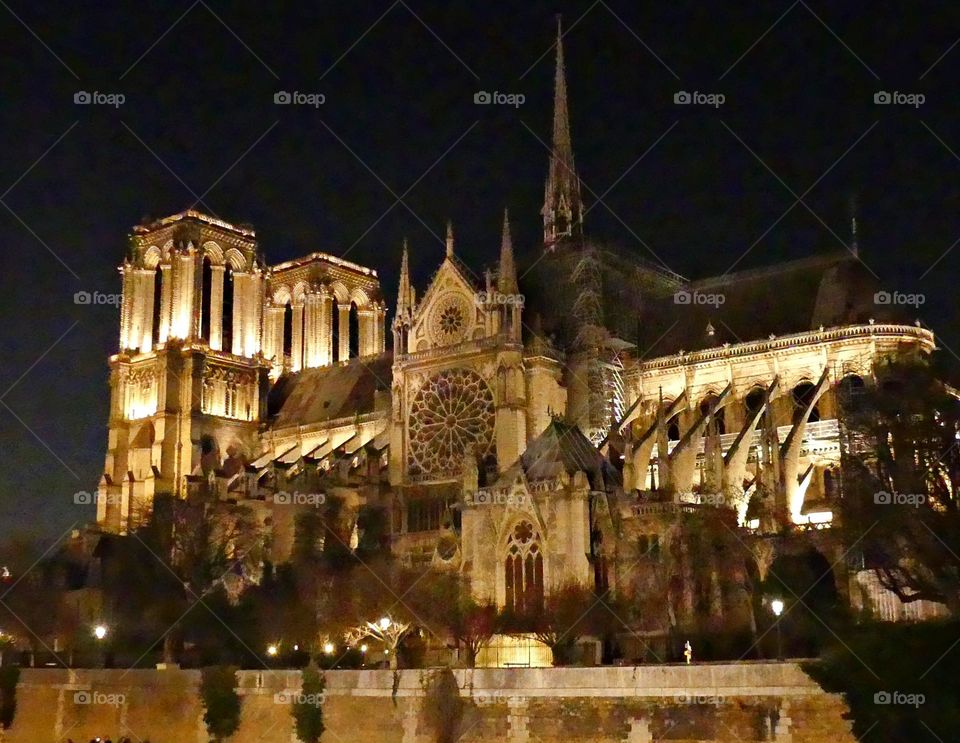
left=1, top=1, right=958, bottom=539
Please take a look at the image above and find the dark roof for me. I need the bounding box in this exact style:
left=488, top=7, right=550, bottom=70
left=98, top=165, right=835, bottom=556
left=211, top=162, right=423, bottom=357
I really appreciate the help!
left=635, top=251, right=907, bottom=357
left=519, top=419, right=620, bottom=491
left=268, top=354, right=392, bottom=429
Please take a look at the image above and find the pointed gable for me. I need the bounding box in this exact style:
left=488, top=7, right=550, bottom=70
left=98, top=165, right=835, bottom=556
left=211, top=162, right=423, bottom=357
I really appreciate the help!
left=518, top=419, right=619, bottom=491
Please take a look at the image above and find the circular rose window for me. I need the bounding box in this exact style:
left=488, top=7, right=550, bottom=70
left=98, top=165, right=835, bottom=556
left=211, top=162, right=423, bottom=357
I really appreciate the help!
left=407, top=368, right=495, bottom=479
left=429, top=293, right=472, bottom=345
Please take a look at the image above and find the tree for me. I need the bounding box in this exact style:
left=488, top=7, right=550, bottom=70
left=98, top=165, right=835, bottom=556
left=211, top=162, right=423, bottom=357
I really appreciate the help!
left=839, top=359, right=960, bottom=614
left=291, top=663, right=326, bottom=743
left=502, top=582, right=615, bottom=666
left=410, top=572, right=498, bottom=667
left=200, top=665, right=241, bottom=742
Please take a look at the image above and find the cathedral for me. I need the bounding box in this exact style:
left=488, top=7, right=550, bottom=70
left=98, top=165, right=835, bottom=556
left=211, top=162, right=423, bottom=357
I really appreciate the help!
left=94, top=23, right=942, bottom=653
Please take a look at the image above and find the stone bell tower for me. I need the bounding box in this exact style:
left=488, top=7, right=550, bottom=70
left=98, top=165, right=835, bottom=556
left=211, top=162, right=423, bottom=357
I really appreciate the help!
left=98, top=211, right=270, bottom=533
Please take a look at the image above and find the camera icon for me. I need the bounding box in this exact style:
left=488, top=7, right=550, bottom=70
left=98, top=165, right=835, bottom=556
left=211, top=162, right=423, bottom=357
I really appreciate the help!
left=874, top=91, right=891, bottom=105
left=74, top=491, right=94, bottom=505
left=473, top=91, right=491, bottom=104
left=274, top=91, right=291, bottom=105
left=873, top=290, right=891, bottom=305
left=74, top=91, right=91, bottom=105
left=74, top=690, right=92, bottom=704
left=673, top=290, right=691, bottom=305
left=874, top=691, right=891, bottom=704
left=274, top=491, right=292, bottom=505
left=274, top=691, right=292, bottom=704
left=74, top=290, right=92, bottom=305
left=674, top=91, right=691, bottom=104
left=874, top=491, right=892, bottom=505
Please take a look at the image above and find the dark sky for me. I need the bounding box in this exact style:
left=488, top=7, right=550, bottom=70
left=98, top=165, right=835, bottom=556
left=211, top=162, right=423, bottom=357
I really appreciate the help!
left=1, top=0, right=959, bottom=539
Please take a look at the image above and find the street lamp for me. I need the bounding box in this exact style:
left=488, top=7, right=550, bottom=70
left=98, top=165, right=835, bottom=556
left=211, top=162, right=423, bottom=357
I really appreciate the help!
left=323, top=642, right=335, bottom=655
left=378, top=616, right=391, bottom=631
left=93, top=625, right=108, bottom=641
left=770, top=599, right=784, bottom=660
left=266, top=644, right=279, bottom=657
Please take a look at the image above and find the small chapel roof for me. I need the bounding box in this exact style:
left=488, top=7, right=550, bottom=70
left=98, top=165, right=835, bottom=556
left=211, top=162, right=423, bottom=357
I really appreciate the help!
left=519, top=419, right=620, bottom=491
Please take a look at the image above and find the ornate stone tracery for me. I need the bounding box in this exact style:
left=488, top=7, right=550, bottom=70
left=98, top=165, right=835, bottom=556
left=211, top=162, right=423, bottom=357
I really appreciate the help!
left=407, top=367, right=494, bottom=479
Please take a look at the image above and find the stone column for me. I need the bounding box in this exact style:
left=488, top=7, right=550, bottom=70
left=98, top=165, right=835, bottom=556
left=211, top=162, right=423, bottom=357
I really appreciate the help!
left=319, top=290, right=333, bottom=366
left=231, top=272, right=245, bottom=356
left=375, top=303, right=386, bottom=353
left=209, top=264, right=224, bottom=350
left=119, top=264, right=133, bottom=350
left=358, top=308, right=374, bottom=357
left=138, top=268, right=157, bottom=352
left=338, top=304, right=351, bottom=361
left=158, top=263, right=172, bottom=343
left=263, top=305, right=284, bottom=371
left=303, top=292, right=320, bottom=368
left=292, top=302, right=305, bottom=371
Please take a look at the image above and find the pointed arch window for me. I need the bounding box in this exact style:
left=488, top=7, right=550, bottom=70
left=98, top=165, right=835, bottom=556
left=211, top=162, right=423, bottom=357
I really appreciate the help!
left=504, top=520, right=544, bottom=614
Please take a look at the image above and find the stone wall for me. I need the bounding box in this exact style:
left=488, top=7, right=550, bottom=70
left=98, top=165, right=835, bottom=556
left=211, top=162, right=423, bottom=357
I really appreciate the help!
left=5, top=662, right=855, bottom=742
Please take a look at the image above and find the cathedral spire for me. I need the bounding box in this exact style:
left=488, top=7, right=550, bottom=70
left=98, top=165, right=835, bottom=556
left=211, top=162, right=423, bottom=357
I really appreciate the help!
left=498, top=208, right=518, bottom=294
left=397, top=239, right=414, bottom=317
left=542, top=15, right=584, bottom=250
left=445, top=220, right=455, bottom=258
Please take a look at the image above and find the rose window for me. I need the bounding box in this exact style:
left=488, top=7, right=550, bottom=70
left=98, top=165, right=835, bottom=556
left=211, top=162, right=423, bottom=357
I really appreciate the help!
left=429, top=293, right=472, bottom=345
left=407, top=368, right=495, bottom=478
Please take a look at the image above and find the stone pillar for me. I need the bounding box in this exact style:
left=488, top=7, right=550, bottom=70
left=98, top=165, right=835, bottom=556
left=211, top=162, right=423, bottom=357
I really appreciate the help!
left=303, top=292, right=320, bottom=368
left=264, top=305, right=284, bottom=371
left=774, top=701, right=793, bottom=742
left=251, top=269, right=264, bottom=356
left=231, top=272, right=247, bottom=356
left=158, top=263, right=173, bottom=343
left=358, top=308, right=374, bottom=356
left=376, top=303, right=386, bottom=353
left=507, top=697, right=530, bottom=742
left=319, top=291, right=333, bottom=365
left=292, top=302, right=305, bottom=371
left=624, top=717, right=652, bottom=743
left=209, top=264, right=224, bottom=350
left=138, top=268, right=157, bottom=352
left=338, top=304, right=351, bottom=361
left=119, top=264, right=133, bottom=350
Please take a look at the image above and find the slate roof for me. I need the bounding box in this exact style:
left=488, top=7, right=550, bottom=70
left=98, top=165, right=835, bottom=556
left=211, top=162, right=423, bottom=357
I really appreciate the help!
left=518, top=419, right=621, bottom=491
left=268, top=354, right=392, bottom=429
left=635, top=251, right=909, bottom=357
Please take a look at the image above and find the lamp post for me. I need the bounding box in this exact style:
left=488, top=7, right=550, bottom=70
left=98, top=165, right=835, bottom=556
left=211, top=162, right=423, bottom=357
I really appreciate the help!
left=93, top=624, right=108, bottom=668
left=770, top=599, right=784, bottom=660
